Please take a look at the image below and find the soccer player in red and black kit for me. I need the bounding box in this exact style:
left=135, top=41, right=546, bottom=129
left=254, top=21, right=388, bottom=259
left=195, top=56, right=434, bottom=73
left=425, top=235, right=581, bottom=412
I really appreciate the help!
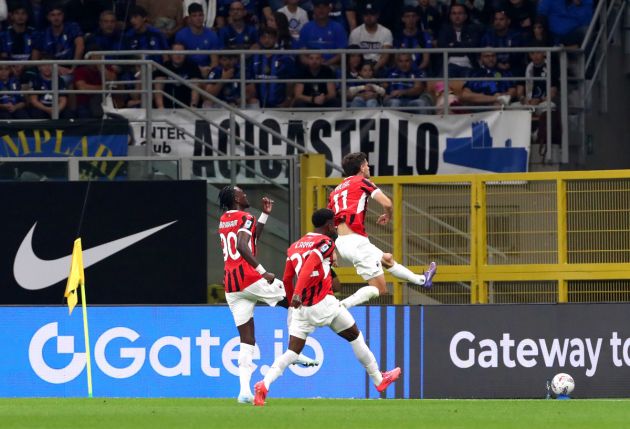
left=218, top=185, right=317, bottom=404
left=328, top=152, right=437, bottom=308
left=253, top=208, right=401, bottom=406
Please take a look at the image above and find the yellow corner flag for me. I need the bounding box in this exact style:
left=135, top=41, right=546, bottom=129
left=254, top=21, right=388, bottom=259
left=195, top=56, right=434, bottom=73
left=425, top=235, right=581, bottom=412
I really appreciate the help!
left=64, top=238, right=84, bottom=315
left=63, top=237, right=93, bottom=397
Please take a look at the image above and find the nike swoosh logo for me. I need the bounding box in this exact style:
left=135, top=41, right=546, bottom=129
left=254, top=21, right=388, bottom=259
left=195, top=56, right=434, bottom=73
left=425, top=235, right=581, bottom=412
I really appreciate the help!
left=13, top=221, right=177, bottom=290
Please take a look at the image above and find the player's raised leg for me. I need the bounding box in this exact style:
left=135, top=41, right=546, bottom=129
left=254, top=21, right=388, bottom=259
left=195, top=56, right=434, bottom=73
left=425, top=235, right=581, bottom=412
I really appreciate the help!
left=342, top=257, right=438, bottom=309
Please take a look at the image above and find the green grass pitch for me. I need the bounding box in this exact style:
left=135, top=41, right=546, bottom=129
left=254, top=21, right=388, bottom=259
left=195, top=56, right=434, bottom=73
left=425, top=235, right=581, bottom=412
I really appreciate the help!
left=1, top=398, right=628, bottom=429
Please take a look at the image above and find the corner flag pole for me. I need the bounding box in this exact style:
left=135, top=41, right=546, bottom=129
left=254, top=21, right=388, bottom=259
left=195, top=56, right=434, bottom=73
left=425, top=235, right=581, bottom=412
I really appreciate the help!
left=80, top=264, right=93, bottom=398
left=64, top=180, right=94, bottom=398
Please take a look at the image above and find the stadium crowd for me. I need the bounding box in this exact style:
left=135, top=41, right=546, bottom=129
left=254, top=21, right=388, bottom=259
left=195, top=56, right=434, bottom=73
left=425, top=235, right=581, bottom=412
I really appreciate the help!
left=0, top=0, right=593, bottom=118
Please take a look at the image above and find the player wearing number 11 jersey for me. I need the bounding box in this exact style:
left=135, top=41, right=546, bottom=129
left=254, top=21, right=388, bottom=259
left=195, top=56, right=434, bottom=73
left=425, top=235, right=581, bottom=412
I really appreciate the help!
left=328, top=152, right=437, bottom=308
left=253, top=209, right=401, bottom=406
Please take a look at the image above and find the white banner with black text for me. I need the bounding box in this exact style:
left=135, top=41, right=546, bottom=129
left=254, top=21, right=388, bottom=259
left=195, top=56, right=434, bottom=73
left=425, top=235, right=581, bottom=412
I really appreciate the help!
left=113, top=109, right=531, bottom=182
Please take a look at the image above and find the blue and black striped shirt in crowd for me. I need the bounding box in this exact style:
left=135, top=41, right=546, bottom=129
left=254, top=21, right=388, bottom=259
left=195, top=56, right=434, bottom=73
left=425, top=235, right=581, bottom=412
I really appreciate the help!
left=385, top=67, right=426, bottom=97
left=394, top=30, right=433, bottom=69
left=38, top=22, right=83, bottom=59
left=86, top=30, right=123, bottom=54
left=247, top=54, right=294, bottom=107
left=0, top=77, right=24, bottom=104
left=124, top=26, right=169, bottom=64
left=208, top=65, right=242, bottom=104
left=464, top=67, right=516, bottom=95
left=218, top=25, right=258, bottom=50
left=30, top=75, right=66, bottom=106
left=480, top=29, right=525, bottom=71
left=0, top=26, right=39, bottom=61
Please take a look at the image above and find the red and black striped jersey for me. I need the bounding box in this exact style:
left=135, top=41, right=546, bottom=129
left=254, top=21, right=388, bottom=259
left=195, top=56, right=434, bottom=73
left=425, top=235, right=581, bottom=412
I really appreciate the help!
left=328, top=175, right=381, bottom=237
left=219, top=210, right=262, bottom=292
left=285, top=232, right=335, bottom=306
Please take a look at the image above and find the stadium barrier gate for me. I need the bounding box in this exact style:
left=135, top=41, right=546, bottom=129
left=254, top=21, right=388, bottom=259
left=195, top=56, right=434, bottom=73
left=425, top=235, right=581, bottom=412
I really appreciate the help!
left=303, top=155, right=630, bottom=305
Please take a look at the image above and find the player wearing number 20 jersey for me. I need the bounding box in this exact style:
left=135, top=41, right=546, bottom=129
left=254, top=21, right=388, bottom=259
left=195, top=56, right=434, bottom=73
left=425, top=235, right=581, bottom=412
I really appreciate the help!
left=219, top=210, right=262, bottom=292
left=283, top=232, right=336, bottom=306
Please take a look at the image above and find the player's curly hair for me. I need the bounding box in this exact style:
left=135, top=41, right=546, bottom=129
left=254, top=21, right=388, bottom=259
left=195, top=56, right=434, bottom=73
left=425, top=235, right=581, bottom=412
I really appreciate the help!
left=312, top=208, right=334, bottom=228
left=218, top=185, right=236, bottom=211
left=342, top=152, right=368, bottom=176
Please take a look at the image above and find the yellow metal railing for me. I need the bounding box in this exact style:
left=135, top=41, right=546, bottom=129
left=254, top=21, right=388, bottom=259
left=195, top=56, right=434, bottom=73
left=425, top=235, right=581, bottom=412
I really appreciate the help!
left=301, top=157, right=630, bottom=304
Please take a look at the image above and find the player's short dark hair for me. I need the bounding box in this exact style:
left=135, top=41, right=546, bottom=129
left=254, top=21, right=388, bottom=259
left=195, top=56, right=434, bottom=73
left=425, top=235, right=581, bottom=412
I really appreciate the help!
left=188, top=2, right=204, bottom=15
left=218, top=185, right=236, bottom=211
left=312, top=208, right=334, bottom=228
left=342, top=152, right=368, bottom=176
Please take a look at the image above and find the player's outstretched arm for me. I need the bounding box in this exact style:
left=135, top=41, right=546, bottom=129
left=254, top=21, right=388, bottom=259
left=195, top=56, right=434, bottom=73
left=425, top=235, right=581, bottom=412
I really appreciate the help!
left=255, top=197, right=274, bottom=240
left=282, top=257, right=295, bottom=302
left=372, top=190, right=393, bottom=225
left=236, top=230, right=275, bottom=283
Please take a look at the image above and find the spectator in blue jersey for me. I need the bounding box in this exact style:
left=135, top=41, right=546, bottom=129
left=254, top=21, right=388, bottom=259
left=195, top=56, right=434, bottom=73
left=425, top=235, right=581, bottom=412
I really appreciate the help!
left=28, top=54, right=72, bottom=118
left=63, top=0, right=110, bottom=35
left=394, top=6, right=431, bottom=74
left=218, top=1, right=258, bottom=49
left=481, top=10, right=524, bottom=74
left=246, top=27, right=294, bottom=108
left=175, top=2, right=222, bottom=77
left=216, top=0, right=272, bottom=28
left=0, top=3, right=40, bottom=61
left=38, top=3, right=84, bottom=85
left=123, top=5, right=169, bottom=64
left=85, top=10, right=123, bottom=53
left=206, top=53, right=247, bottom=107
left=328, top=0, right=357, bottom=34
left=293, top=52, right=339, bottom=107
left=298, top=0, right=347, bottom=67
left=153, top=42, right=202, bottom=109
left=537, top=0, right=592, bottom=48
left=417, top=0, right=441, bottom=39
left=383, top=53, right=432, bottom=113
left=347, top=60, right=385, bottom=108
left=437, top=3, right=480, bottom=78
left=0, top=64, right=29, bottom=119
left=460, top=50, right=516, bottom=106
left=504, top=0, right=537, bottom=40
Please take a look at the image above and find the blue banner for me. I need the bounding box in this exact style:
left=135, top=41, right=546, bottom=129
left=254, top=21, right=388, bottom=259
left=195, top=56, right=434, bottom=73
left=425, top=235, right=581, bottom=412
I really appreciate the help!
left=0, top=119, right=128, bottom=158
left=0, top=306, right=371, bottom=398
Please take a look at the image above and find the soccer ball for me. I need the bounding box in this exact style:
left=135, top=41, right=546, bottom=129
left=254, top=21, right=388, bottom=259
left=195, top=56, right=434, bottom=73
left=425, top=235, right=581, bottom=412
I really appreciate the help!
left=551, top=373, right=575, bottom=396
